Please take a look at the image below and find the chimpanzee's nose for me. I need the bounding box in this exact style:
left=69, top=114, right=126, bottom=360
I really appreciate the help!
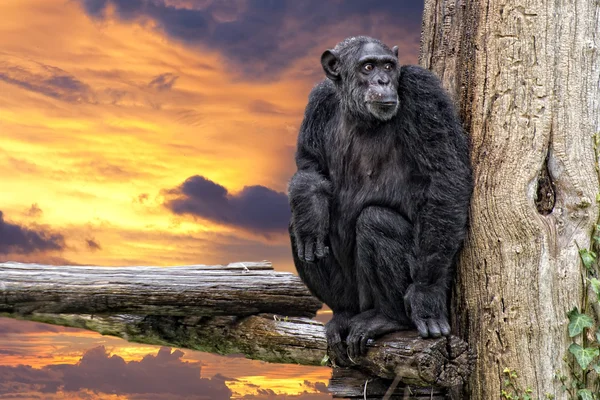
left=377, top=75, right=390, bottom=85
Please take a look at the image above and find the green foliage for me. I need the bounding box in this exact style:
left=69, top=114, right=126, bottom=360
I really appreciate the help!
left=557, top=205, right=600, bottom=399
left=557, top=223, right=600, bottom=399
left=578, top=389, right=594, bottom=400
left=593, top=226, right=600, bottom=247
left=502, top=368, right=535, bottom=400
left=579, top=249, right=597, bottom=271
left=590, top=278, right=600, bottom=299
left=320, top=354, right=329, bottom=366
left=568, top=308, right=595, bottom=337
left=569, top=344, right=599, bottom=370
left=549, top=137, right=600, bottom=398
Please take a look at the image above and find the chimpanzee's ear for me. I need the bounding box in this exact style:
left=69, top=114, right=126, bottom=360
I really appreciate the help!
left=321, top=50, right=340, bottom=81
left=392, top=46, right=399, bottom=58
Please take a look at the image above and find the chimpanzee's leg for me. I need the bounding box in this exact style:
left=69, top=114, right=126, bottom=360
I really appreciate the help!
left=289, top=224, right=359, bottom=365
left=346, top=206, right=414, bottom=359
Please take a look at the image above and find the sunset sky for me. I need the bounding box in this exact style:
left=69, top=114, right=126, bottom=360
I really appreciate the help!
left=0, top=0, right=423, bottom=398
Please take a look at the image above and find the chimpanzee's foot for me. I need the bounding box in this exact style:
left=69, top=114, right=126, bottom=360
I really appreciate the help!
left=325, top=312, right=353, bottom=367
left=346, top=310, right=408, bottom=360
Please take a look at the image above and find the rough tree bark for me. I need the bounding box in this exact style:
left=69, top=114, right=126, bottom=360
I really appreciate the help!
left=420, top=0, right=600, bottom=398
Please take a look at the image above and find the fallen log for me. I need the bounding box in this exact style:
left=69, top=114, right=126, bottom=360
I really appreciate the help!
left=0, top=261, right=475, bottom=394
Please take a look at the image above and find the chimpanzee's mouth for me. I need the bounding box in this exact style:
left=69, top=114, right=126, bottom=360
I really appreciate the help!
left=372, top=101, right=398, bottom=109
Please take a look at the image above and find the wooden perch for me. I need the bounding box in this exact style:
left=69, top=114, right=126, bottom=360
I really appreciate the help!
left=0, top=261, right=474, bottom=394
left=0, top=261, right=320, bottom=317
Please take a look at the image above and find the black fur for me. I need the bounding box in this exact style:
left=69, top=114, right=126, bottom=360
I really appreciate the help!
left=288, top=36, right=472, bottom=364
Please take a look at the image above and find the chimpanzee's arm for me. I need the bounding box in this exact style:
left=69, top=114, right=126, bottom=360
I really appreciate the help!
left=288, top=81, right=336, bottom=262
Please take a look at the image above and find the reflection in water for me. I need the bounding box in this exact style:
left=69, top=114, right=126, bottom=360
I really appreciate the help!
left=0, top=318, right=332, bottom=399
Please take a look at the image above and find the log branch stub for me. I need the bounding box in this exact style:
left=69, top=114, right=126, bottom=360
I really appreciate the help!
left=331, top=330, right=475, bottom=388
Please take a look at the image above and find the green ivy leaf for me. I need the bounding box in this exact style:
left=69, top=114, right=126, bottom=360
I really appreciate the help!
left=568, top=308, right=594, bottom=337
left=569, top=343, right=599, bottom=370
left=579, top=249, right=597, bottom=270
left=594, top=363, right=600, bottom=374
left=590, top=278, right=600, bottom=296
left=578, top=389, right=594, bottom=400
left=596, top=193, right=600, bottom=202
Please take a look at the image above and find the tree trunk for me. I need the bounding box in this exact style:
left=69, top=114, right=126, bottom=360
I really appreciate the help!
left=420, top=0, right=600, bottom=398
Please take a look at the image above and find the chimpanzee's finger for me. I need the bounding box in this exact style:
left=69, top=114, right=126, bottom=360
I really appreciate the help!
left=315, top=237, right=326, bottom=258
left=427, top=319, right=441, bottom=338
left=360, top=334, right=369, bottom=355
left=304, top=239, right=315, bottom=262
left=439, top=319, right=451, bottom=336
left=414, top=319, right=429, bottom=338
left=346, top=332, right=360, bottom=362
left=333, top=342, right=351, bottom=367
left=296, top=238, right=305, bottom=261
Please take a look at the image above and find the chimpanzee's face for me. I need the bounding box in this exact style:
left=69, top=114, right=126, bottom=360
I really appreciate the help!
left=355, top=42, right=400, bottom=121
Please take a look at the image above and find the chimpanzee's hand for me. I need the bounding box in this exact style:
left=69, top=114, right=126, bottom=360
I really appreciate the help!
left=288, top=171, right=331, bottom=263
left=404, top=283, right=450, bottom=338
left=295, top=231, right=329, bottom=262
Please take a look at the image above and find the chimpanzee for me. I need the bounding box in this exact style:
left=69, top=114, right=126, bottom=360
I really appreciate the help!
left=287, top=36, right=473, bottom=365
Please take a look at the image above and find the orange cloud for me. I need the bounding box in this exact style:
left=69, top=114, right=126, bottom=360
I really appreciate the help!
left=0, top=0, right=422, bottom=397
left=0, top=318, right=331, bottom=399
left=0, top=0, right=303, bottom=267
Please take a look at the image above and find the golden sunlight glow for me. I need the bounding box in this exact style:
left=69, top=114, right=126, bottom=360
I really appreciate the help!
left=0, top=0, right=308, bottom=268
left=0, top=1, right=422, bottom=397
left=228, top=373, right=330, bottom=398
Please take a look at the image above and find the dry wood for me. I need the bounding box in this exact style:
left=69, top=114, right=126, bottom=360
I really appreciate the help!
left=6, top=311, right=473, bottom=389
left=329, top=368, right=447, bottom=399
left=421, top=0, right=600, bottom=397
left=0, top=261, right=474, bottom=391
left=0, top=261, right=321, bottom=317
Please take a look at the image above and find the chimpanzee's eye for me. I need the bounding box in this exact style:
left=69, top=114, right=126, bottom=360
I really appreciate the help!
left=384, top=63, right=393, bottom=71
left=363, top=63, right=374, bottom=72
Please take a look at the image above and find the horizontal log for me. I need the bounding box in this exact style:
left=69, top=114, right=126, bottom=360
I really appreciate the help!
left=0, top=261, right=475, bottom=392
left=0, top=261, right=321, bottom=317
left=7, top=312, right=327, bottom=366
left=5, top=311, right=474, bottom=388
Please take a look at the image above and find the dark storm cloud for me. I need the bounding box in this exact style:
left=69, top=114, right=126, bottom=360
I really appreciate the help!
left=303, top=381, right=328, bottom=393
left=0, top=61, right=94, bottom=103
left=240, top=387, right=332, bottom=399
left=78, top=0, right=424, bottom=77
left=164, top=175, right=290, bottom=234
left=0, top=365, right=62, bottom=394
left=25, top=203, right=43, bottom=218
left=85, top=238, right=101, bottom=251
left=149, top=72, right=179, bottom=91
left=0, top=211, right=65, bottom=254
left=0, top=346, right=232, bottom=399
